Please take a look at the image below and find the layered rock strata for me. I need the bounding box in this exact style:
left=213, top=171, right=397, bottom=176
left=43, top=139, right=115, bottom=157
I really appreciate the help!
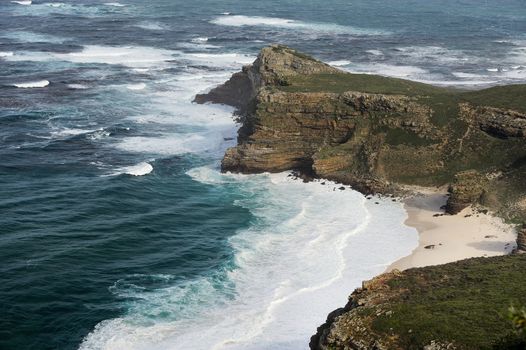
left=196, top=45, right=526, bottom=220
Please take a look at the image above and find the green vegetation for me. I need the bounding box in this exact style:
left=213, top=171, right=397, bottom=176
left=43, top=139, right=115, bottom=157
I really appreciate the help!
left=508, top=305, right=526, bottom=337
left=279, top=72, right=526, bottom=126
left=382, top=127, right=436, bottom=147
left=280, top=72, right=451, bottom=96
left=462, top=84, right=526, bottom=114
left=371, top=254, right=526, bottom=349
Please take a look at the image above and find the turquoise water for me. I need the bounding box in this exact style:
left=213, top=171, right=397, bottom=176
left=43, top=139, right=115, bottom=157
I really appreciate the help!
left=1, top=1, right=525, bottom=349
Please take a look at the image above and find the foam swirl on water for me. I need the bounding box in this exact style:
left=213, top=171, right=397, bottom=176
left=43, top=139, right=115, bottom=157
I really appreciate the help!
left=80, top=169, right=417, bottom=350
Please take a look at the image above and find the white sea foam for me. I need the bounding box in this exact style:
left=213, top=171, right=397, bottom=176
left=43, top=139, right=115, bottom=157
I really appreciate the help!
left=366, top=49, right=383, bottom=56
left=67, top=84, right=89, bottom=89
left=134, top=21, right=166, bottom=30
left=344, top=63, right=428, bottom=78
left=104, top=2, right=125, bottom=7
left=50, top=128, right=94, bottom=137
left=1, top=45, right=177, bottom=69
left=113, top=162, right=153, bottom=176
left=1, top=31, right=66, bottom=44
left=126, top=83, right=146, bottom=90
left=180, top=52, right=254, bottom=69
left=80, top=170, right=417, bottom=350
left=88, top=129, right=111, bottom=140
left=53, top=45, right=177, bottom=68
left=452, top=72, right=485, bottom=78
left=46, top=2, right=65, bottom=7
left=0, top=51, right=14, bottom=57
left=13, top=80, right=49, bottom=88
left=191, top=37, right=209, bottom=43
left=11, top=0, right=31, bottom=5
left=327, top=60, right=351, bottom=66
left=211, top=15, right=387, bottom=35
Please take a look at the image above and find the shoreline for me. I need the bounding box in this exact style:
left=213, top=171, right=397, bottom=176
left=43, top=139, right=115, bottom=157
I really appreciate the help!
left=387, top=187, right=517, bottom=272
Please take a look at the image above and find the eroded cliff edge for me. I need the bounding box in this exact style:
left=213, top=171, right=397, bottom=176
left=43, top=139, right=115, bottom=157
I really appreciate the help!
left=310, top=254, right=526, bottom=350
left=195, top=45, right=526, bottom=222
left=195, top=46, right=526, bottom=349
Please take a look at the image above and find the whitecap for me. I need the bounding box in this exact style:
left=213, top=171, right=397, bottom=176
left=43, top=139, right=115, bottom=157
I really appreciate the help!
left=1, top=31, right=66, bottom=44
left=134, top=21, right=166, bottom=30
left=191, top=37, right=209, bottom=43
left=327, top=60, right=351, bottom=67
left=0, top=51, right=14, bottom=57
left=452, top=72, right=485, bottom=78
left=126, top=83, right=146, bottom=90
left=343, top=63, right=428, bottom=78
left=366, top=49, right=383, bottom=56
left=67, top=84, right=89, bottom=89
left=13, top=80, right=49, bottom=88
left=50, top=128, right=95, bottom=137
left=11, top=0, right=31, bottom=5
left=104, top=2, right=125, bottom=7
left=393, top=45, right=472, bottom=64
left=113, top=162, right=153, bottom=176
left=210, top=15, right=387, bottom=35
left=53, top=45, right=178, bottom=68
left=88, top=129, right=111, bottom=140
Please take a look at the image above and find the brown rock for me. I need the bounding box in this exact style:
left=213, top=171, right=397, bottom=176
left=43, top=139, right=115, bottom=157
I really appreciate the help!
left=514, top=223, right=526, bottom=254
left=445, top=170, right=488, bottom=215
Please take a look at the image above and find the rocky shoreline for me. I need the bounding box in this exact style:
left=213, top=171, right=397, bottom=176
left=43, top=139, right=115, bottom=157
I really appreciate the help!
left=196, top=45, right=526, bottom=222
left=195, top=45, right=526, bottom=349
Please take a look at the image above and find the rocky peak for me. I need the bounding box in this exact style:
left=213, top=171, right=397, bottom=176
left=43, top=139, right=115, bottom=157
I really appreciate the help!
left=193, top=45, right=338, bottom=114
left=251, top=45, right=340, bottom=86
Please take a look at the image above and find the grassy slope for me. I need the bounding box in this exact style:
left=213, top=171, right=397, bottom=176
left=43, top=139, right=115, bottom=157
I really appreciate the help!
left=371, top=254, right=526, bottom=349
left=279, top=72, right=526, bottom=115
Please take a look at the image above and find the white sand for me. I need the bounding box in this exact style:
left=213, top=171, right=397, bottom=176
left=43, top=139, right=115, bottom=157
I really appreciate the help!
left=388, top=188, right=517, bottom=271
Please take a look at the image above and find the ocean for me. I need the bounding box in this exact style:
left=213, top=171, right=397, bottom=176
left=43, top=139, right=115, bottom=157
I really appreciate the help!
left=0, top=1, right=525, bottom=349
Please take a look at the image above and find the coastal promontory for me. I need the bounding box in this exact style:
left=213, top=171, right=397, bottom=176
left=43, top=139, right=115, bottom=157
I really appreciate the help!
left=196, top=45, right=526, bottom=223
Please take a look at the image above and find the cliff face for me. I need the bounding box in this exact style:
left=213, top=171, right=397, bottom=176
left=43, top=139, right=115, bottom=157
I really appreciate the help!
left=195, top=46, right=526, bottom=349
left=195, top=45, right=526, bottom=221
left=310, top=254, right=526, bottom=350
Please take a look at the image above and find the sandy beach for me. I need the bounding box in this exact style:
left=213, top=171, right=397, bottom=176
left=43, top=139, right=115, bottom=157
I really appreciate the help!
left=388, top=188, right=518, bottom=272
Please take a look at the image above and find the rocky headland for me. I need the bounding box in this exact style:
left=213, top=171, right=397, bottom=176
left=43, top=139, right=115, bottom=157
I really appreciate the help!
left=195, top=45, right=526, bottom=349
left=196, top=44, right=526, bottom=223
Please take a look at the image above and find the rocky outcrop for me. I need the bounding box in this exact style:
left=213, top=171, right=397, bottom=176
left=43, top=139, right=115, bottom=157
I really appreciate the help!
left=310, top=272, right=404, bottom=350
left=194, top=45, right=339, bottom=115
left=463, top=104, right=526, bottom=139
left=196, top=45, right=526, bottom=213
left=445, top=170, right=489, bottom=214
left=311, top=254, right=526, bottom=350
left=514, top=223, right=526, bottom=254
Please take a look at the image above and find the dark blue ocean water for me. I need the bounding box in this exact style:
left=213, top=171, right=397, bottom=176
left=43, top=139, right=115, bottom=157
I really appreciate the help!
left=1, top=1, right=525, bottom=349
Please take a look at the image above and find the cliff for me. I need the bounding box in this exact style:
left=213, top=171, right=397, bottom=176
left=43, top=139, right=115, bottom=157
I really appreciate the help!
left=195, top=45, right=526, bottom=222
left=195, top=46, right=526, bottom=349
left=310, top=254, right=526, bottom=350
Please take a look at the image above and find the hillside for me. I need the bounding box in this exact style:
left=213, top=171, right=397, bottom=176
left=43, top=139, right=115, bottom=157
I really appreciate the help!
left=195, top=45, right=526, bottom=222
left=310, top=254, right=526, bottom=350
